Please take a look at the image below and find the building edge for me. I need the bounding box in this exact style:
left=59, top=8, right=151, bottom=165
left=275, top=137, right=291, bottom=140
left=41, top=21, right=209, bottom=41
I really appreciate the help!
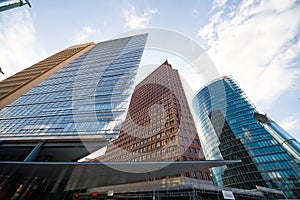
left=0, top=42, right=95, bottom=110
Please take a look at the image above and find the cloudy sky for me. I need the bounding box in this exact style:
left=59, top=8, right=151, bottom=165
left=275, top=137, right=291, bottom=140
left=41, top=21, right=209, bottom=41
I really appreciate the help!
left=0, top=0, right=299, bottom=140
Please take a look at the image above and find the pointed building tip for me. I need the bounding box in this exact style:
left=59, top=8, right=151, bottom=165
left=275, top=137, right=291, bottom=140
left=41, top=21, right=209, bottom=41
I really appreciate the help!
left=162, top=60, right=172, bottom=67
left=221, top=76, right=228, bottom=79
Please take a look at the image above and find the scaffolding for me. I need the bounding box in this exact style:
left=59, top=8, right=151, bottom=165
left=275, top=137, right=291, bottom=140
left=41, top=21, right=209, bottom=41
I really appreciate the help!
left=72, top=177, right=285, bottom=200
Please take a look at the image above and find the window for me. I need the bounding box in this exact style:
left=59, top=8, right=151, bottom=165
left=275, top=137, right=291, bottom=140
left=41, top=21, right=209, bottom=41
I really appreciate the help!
left=197, top=172, right=203, bottom=179
left=204, top=172, right=209, bottom=180
left=180, top=146, right=185, bottom=152
left=191, top=148, right=197, bottom=154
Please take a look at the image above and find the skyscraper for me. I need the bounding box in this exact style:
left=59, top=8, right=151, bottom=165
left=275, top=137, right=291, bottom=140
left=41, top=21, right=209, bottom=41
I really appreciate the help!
left=0, top=34, right=149, bottom=199
left=98, top=60, right=211, bottom=181
left=1, top=35, right=244, bottom=200
left=0, top=34, right=148, bottom=162
left=0, top=42, right=95, bottom=110
left=192, top=76, right=300, bottom=198
left=0, top=35, right=246, bottom=200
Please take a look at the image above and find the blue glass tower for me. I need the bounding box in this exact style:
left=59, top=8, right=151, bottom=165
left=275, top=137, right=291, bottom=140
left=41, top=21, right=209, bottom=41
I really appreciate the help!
left=192, top=76, right=300, bottom=199
left=0, top=34, right=147, bottom=162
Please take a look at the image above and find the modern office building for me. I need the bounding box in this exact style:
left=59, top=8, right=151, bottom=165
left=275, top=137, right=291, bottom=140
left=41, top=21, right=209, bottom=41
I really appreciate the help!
left=0, top=34, right=148, bottom=163
left=98, top=60, right=211, bottom=181
left=0, top=34, right=149, bottom=198
left=192, top=76, right=300, bottom=199
left=0, top=43, right=94, bottom=110
left=0, top=35, right=242, bottom=200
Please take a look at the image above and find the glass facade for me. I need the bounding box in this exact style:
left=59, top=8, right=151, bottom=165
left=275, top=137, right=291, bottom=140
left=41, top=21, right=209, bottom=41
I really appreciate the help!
left=192, top=76, right=300, bottom=199
left=0, top=34, right=147, bottom=139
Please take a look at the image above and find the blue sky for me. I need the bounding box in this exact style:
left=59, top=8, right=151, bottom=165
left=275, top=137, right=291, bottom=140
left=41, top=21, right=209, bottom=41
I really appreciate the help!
left=0, top=0, right=299, bottom=141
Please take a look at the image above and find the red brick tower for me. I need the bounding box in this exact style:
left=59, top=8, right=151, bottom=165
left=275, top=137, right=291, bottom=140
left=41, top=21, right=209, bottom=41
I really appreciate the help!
left=97, top=60, right=211, bottom=180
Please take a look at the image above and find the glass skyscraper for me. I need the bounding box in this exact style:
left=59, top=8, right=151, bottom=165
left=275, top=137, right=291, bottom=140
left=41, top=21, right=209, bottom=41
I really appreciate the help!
left=192, top=76, right=300, bottom=199
left=0, top=34, right=148, bottom=162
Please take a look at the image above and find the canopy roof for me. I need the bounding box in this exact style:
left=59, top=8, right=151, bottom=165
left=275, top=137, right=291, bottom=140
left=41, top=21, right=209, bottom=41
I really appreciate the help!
left=0, top=160, right=240, bottom=191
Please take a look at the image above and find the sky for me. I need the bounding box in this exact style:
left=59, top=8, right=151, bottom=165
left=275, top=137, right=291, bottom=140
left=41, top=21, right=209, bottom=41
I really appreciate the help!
left=0, top=0, right=299, bottom=141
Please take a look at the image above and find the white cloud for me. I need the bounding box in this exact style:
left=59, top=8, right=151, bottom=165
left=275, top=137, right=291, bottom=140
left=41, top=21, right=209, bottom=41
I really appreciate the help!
left=211, top=0, right=228, bottom=11
left=198, top=0, right=300, bottom=108
left=0, top=9, right=45, bottom=81
left=123, top=5, right=157, bottom=29
left=74, top=26, right=96, bottom=44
